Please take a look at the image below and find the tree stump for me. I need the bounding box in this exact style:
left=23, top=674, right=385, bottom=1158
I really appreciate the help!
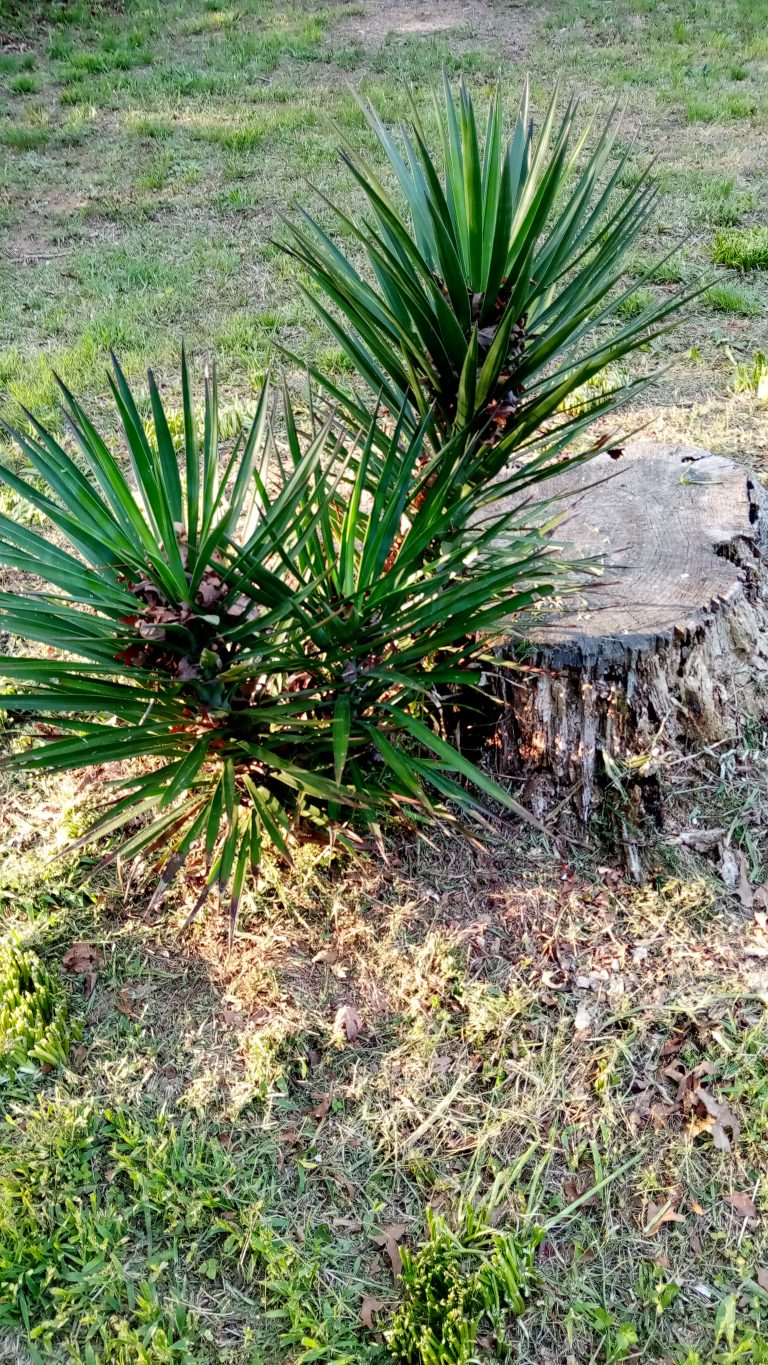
left=494, top=441, right=768, bottom=821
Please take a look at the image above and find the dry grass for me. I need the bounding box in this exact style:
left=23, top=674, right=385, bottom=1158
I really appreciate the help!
left=1, top=737, right=768, bottom=1359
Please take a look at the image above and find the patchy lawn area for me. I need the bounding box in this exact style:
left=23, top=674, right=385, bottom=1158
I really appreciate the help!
left=1, top=1, right=768, bottom=1362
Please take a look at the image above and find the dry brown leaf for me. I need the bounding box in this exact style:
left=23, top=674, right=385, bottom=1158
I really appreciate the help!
left=360, top=1295, right=386, bottom=1330
left=645, top=1201, right=686, bottom=1235
left=312, top=1094, right=331, bottom=1119
left=737, top=852, right=754, bottom=909
left=116, top=988, right=140, bottom=1021
left=371, top=1223, right=408, bottom=1280
left=334, top=1003, right=362, bottom=1042
left=690, top=1199, right=705, bottom=1216
left=62, top=941, right=100, bottom=973
left=220, top=1008, right=245, bottom=1027
left=756, top=1268, right=768, bottom=1292
left=692, top=1086, right=740, bottom=1151
left=728, top=1191, right=757, bottom=1220
left=313, top=946, right=339, bottom=965
left=381, top=1238, right=402, bottom=1279
left=372, top=1222, right=409, bottom=1244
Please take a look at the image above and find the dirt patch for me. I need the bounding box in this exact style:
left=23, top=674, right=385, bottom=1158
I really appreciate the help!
left=334, top=0, right=530, bottom=57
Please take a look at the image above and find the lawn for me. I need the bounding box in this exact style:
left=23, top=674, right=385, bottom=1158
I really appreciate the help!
left=1, top=0, right=768, bottom=1362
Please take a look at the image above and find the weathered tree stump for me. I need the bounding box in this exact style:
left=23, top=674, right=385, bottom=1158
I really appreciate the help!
left=494, top=441, right=768, bottom=821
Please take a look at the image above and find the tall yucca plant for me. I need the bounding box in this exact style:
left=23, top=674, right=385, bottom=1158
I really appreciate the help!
left=0, top=355, right=561, bottom=941
left=282, top=77, right=696, bottom=483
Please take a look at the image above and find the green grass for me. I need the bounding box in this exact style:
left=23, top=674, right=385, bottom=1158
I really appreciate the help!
left=1, top=837, right=768, bottom=1363
left=707, top=282, right=763, bottom=316
left=713, top=227, right=768, bottom=271
left=616, top=287, right=655, bottom=321
left=0, top=0, right=763, bottom=457
left=9, top=74, right=41, bottom=95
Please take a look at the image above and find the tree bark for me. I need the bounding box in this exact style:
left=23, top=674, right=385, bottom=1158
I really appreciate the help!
left=492, top=441, right=768, bottom=821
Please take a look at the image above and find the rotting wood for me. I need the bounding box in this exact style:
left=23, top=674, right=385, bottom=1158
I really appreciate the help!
left=491, top=441, right=768, bottom=821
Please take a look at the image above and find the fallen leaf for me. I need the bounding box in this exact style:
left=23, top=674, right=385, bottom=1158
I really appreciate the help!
left=372, top=1222, right=409, bottom=1244
left=360, top=1295, right=386, bottom=1330
left=645, top=1201, right=686, bottom=1235
left=737, top=852, right=754, bottom=909
left=573, top=1002, right=592, bottom=1036
left=728, top=1192, right=757, bottom=1220
left=116, top=988, right=140, bottom=1021
left=313, top=945, right=339, bottom=965
left=62, top=941, right=99, bottom=973
left=312, top=1094, right=331, bottom=1119
left=660, top=1033, right=686, bottom=1057
left=381, top=1238, right=402, bottom=1278
left=690, top=1199, right=705, bottom=1216
left=719, top=844, right=740, bottom=890
left=371, top=1223, right=408, bottom=1280
left=221, top=1008, right=245, bottom=1027
left=756, top=1268, right=768, bottom=1292
left=334, top=1003, right=362, bottom=1042
left=692, top=1086, right=741, bottom=1151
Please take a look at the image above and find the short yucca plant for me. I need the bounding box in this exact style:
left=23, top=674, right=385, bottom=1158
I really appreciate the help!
left=387, top=1202, right=541, bottom=1364
left=282, top=77, right=696, bottom=482
left=0, top=354, right=562, bottom=940
left=0, top=936, right=72, bottom=1075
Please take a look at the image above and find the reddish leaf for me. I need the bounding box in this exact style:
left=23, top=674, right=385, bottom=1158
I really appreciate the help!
left=62, top=942, right=99, bottom=973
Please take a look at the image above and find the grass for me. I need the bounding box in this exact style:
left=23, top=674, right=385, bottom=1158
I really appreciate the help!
left=713, top=228, right=768, bottom=272
left=2, top=807, right=768, bottom=1363
left=1, top=0, right=768, bottom=1361
left=707, top=283, right=763, bottom=316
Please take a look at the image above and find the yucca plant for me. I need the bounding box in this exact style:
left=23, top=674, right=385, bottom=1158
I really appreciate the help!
left=387, top=1202, right=541, bottom=1364
left=282, top=77, right=697, bottom=485
left=0, top=935, right=72, bottom=1075
left=0, top=354, right=565, bottom=941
